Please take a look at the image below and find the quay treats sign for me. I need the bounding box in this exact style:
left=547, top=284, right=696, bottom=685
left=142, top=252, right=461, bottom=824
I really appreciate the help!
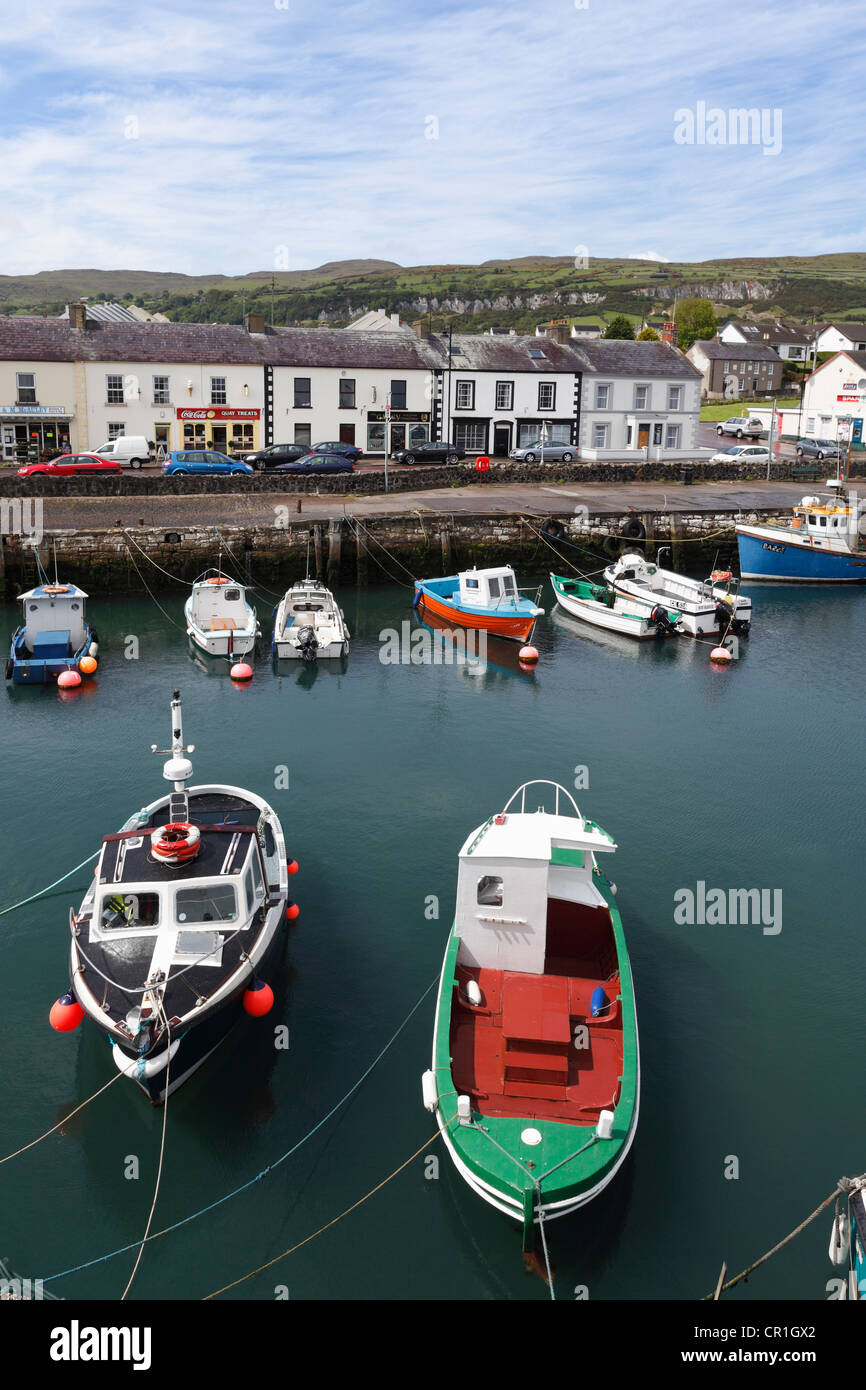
left=176, top=407, right=261, bottom=420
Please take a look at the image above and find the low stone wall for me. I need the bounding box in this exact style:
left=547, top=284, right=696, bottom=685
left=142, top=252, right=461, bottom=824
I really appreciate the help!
left=3, top=454, right=861, bottom=499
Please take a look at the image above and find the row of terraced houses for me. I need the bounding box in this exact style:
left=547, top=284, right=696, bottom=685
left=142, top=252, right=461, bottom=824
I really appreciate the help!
left=0, top=305, right=702, bottom=464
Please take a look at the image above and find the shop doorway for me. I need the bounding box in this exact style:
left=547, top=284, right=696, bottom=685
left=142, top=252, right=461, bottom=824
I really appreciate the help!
left=154, top=424, right=170, bottom=462
left=211, top=425, right=227, bottom=453
left=389, top=423, right=406, bottom=453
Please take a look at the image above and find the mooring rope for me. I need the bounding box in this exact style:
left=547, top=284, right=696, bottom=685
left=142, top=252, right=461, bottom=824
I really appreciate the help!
left=0, top=1071, right=125, bottom=1166
left=122, top=543, right=185, bottom=630
left=702, top=1184, right=845, bottom=1299
left=0, top=852, right=98, bottom=918
left=40, top=975, right=438, bottom=1287
left=121, top=1008, right=172, bottom=1300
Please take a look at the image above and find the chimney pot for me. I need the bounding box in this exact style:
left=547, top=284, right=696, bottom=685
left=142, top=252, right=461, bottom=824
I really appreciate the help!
left=69, top=301, right=87, bottom=331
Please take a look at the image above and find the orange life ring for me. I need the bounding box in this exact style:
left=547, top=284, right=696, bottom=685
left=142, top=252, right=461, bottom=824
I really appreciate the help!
left=711, top=570, right=732, bottom=583
left=206, top=577, right=230, bottom=586
left=43, top=584, right=70, bottom=594
left=150, top=822, right=201, bottom=864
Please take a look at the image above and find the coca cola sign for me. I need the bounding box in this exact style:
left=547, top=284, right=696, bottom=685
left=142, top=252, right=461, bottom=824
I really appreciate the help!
left=176, top=407, right=261, bottom=420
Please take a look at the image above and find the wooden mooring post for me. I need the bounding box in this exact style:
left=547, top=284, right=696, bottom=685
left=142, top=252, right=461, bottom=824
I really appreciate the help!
left=313, top=524, right=323, bottom=578
left=326, top=518, right=342, bottom=589
left=354, top=518, right=368, bottom=586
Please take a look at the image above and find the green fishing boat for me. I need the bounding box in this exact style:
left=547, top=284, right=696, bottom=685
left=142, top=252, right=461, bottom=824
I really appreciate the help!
left=422, top=781, right=639, bottom=1249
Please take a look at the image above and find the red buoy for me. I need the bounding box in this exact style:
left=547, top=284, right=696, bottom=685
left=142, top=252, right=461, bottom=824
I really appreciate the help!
left=710, top=646, right=732, bottom=664
left=287, top=858, right=299, bottom=875
left=57, top=670, right=82, bottom=689
left=519, top=645, right=539, bottom=665
left=285, top=901, right=300, bottom=921
left=50, top=992, right=84, bottom=1032
left=242, top=979, right=274, bottom=1016
left=230, top=662, right=253, bottom=682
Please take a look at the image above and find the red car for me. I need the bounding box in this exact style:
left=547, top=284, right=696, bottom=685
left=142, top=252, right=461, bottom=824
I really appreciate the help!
left=17, top=453, right=124, bottom=477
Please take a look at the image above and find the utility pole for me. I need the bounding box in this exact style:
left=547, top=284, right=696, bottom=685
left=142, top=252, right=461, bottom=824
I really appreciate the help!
left=766, top=398, right=777, bottom=481
left=270, top=275, right=276, bottom=327
left=446, top=323, right=453, bottom=444
left=384, top=392, right=391, bottom=494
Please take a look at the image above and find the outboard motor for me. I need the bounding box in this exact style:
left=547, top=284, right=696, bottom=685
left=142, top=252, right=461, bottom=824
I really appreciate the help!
left=296, top=624, right=319, bottom=662
left=714, top=598, right=744, bottom=634
left=650, top=605, right=679, bottom=637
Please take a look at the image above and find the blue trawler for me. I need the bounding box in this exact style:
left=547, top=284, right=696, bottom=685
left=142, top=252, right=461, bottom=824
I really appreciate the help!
left=736, top=480, right=866, bottom=582
left=6, top=582, right=97, bottom=685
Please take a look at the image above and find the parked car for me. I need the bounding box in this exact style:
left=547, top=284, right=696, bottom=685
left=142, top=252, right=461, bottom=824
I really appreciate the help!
left=391, top=441, right=465, bottom=465
left=273, top=452, right=354, bottom=475
left=17, top=453, right=123, bottom=477
left=509, top=441, right=576, bottom=462
left=162, top=450, right=253, bottom=476
left=794, top=438, right=841, bottom=460
left=715, top=417, right=765, bottom=440
left=91, top=435, right=152, bottom=468
left=245, top=443, right=311, bottom=470
left=710, top=445, right=770, bottom=464
left=311, top=441, right=363, bottom=462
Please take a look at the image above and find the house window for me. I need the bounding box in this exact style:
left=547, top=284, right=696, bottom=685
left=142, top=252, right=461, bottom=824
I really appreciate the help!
left=294, top=377, right=312, bottom=408
left=634, top=384, right=649, bottom=410
left=626, top=425, right=633, bottom=446
left=16, top=372, right=36, bottom=404
left=477, top=876, right=503, bottom=907
left=294, top=422, right=312, bottom=447
left=495, top=381, right=513, bottom=410
left=152, top=375, right=170, bottom=405
left=668, top=386, right=682, bottom=410
left=367, top=422, right=385, bottom=452
left=455, top=380, right=475, bottom=410
left=107, top=422, right=125, bottom=440
left=339, top=378, right=356, bottom=409
left=653, top=423, right=663, bottom=445
left=595, top=384, right=610, bottom=409
left=390, top=379, right=407, bottom=410
left=665, top=424, right=681, bottom=448
left=538, top=381, right=556, bottom=411
left=106, top=374, right=125, bottom=405
left=592, top=423, right=609, bottom=449
left=210, top=377, right=227, bottom=405
left=807, top=417, right=816, bottom=432
left=454, top=421, right=486, bottom=451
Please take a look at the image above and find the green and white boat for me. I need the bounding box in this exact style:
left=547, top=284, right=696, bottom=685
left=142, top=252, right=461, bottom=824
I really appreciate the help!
left=422, top=781, right=639, bottom=1249
left=550, top=572, right=681, bottom=640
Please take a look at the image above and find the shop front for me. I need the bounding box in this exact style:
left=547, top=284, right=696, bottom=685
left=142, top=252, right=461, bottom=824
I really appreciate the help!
left=0, top=405, right=74, bottom=461
left=367, top=409, right=430, bottom=455
left=176, top=407, right=261, bottom=454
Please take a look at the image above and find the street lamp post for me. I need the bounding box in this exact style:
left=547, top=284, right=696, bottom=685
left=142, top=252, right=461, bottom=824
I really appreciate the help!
left=384, top=393, right=391, bottom=494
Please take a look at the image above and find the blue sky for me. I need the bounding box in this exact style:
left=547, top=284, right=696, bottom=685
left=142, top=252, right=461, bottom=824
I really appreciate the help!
left=0, top=0, right=863, bottom=275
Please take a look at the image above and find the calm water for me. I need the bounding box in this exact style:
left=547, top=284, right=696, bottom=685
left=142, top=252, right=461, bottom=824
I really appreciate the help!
left=1, top=574, right=864, bottom=1301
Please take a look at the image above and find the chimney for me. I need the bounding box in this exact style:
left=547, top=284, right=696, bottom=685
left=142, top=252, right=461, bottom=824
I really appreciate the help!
left=546, top=320, right=569, bottom=345
left=412, top=320, right=431, bottom=339
left=661, top=320, right=678, bottom=346
left=69, top=301, right=87, bottom=331
left=390, top=312, right=400, bottom=326
left=244, top=312, right=266, bottom=334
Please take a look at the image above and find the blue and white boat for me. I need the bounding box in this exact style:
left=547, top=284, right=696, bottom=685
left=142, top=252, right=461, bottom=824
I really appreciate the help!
left=736, top=482, right=866, bottom=582
left=413, top=566, right=544, bottom=644
left=6, top=582, right=96, bottom=685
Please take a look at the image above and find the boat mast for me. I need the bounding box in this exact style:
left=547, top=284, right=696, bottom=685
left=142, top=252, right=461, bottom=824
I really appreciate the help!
left=151, top=689, right=195, bottom=794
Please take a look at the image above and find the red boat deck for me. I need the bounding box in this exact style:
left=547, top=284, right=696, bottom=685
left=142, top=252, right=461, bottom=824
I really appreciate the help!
left=450, top=899, right=623, bottom=1124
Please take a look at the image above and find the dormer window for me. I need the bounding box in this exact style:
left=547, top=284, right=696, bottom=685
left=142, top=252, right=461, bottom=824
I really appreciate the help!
left=477, top=876, right=503, bottom=906
left=529, top=349, right=545, bottom=360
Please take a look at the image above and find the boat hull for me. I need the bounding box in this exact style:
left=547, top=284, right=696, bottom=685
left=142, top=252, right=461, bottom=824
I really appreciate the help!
left=427, top=875, right=639, bottom=1234
left=736, top=526, right=866, bottom=582
left=8, top=625, right=94, bottom=685
left=551, top=576, right=659, bottom=640
left=415, top=586, right=538, bottom=643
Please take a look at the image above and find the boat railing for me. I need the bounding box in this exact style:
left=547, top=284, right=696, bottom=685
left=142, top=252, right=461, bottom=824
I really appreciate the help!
left=501, top=780, right=582, bottom=820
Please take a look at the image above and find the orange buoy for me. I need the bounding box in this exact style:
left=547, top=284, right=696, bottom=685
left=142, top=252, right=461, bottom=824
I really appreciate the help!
left=518, top=645, right=539, bottom=664
left=285, top=901, right=300, bottom=921
left=287, top=859, right=299, bottom=875
left=710, top=646, right=733, bottom=664
left=243, top=979, right=274, bottom=1016
left=50, top=992, right=84, bottom=1031
left=230, top=662, right=253, bottom=682
left=79, top=655, right=98, bottom=675
left=57, top=669, right=82, bottom=689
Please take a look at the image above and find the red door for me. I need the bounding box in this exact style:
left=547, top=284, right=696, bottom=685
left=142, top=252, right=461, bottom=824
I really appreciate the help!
left=339, top=424, right=355, bottom=445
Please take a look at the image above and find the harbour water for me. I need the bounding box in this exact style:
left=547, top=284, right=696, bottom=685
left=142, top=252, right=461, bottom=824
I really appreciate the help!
left=2, top=576, right=864, bottom=1300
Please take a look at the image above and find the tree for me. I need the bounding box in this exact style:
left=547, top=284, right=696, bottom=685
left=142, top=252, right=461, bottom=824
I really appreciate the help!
left=674, top=297, right=717, bottom=351
left=637, top=325, right=660, bottom=341
left=603, top=315, right=635, bottom=340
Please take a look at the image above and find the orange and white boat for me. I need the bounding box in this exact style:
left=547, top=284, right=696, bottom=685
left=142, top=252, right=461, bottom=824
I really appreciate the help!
left=413, top=566, right=544, bottom=644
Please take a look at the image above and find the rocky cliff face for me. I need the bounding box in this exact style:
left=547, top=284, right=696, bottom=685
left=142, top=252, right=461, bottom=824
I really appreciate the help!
left=632, top=280, right=777, bottom=302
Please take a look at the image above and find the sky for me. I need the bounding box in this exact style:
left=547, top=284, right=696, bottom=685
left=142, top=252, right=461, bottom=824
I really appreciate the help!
left=0, top=0, right=863, bottom=276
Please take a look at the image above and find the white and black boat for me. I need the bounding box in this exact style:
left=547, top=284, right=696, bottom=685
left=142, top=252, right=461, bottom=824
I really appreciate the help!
left=272, top=578, right=350, bottom=660
left=65, top=690, right=294, bottom=1103
left=603, top=552, right=752, bottom=638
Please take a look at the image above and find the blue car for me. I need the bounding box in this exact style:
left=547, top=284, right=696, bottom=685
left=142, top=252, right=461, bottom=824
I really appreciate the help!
left=162, top=450, right=254, bottom=476
left=273, top=452, right=354, bottom=475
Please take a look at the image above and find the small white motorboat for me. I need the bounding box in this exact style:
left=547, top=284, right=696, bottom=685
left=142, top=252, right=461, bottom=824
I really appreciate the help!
left=603, top=553, right=752, bottom=638
left=272, top=579, right=350, bottom=660
left=185, top=570, right=260, bottom=658
left=550, top=573, right=681, bottom=640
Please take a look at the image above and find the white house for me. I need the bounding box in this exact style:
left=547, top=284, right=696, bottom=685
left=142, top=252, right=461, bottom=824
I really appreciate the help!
left=718, top=318, right=810, bottom=361
left=813, top=323, right=866, bottom=355
left=800, top=350, right=866, bottom=449
left=574, top=340, right=702, bottom=460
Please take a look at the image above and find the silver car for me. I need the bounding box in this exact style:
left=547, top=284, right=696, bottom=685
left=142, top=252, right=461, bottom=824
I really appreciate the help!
left=715, top=416, right=765, bottom=439
left=509, top=441, right=576, bottom=462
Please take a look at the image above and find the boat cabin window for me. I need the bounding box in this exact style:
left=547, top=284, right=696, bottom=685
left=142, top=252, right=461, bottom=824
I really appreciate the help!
left=502, top=574, right=516, bottom=593
left=465, top=578, right=479, bottom=590
left=244, top=856, right=265, bottom=910
left=175, top=884, right=238, bottom=924
left=224, top=588, right=241, bottom=602
left=488, top=577, right=502, bottom=598
left=819, top=515, right=827, bottom=527
left=477, top=875, right=503, bottom=906
left=808, top=514, right=817, bottom=526
left=100, top=892, right=160, bottom=930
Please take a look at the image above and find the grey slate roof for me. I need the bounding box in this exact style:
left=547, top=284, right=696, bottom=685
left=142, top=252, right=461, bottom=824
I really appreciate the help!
left=575, top=339, right=701, bottom=378
left=722, top=318, right=811, bottom=346
left=437, top=332, right=584, bottom=372
left=690, top=339, right=781, bottom=363
left=820, top=322, right=866, bottom=342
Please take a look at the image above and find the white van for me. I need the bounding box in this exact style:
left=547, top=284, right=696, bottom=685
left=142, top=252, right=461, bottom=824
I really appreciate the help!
left=92, top=435, right=151, bottom=469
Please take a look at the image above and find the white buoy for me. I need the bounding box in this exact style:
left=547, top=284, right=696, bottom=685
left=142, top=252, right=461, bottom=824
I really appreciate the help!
left=457, top=1095, right=472, bottom=1125
left=830, top=1210, right=851, bottom=1266
left=421, top=1069, right=438, bottom=1113
left=596, top=1109, right=615, bottom=1140
left=465, top=979, right=482, bottom=1007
